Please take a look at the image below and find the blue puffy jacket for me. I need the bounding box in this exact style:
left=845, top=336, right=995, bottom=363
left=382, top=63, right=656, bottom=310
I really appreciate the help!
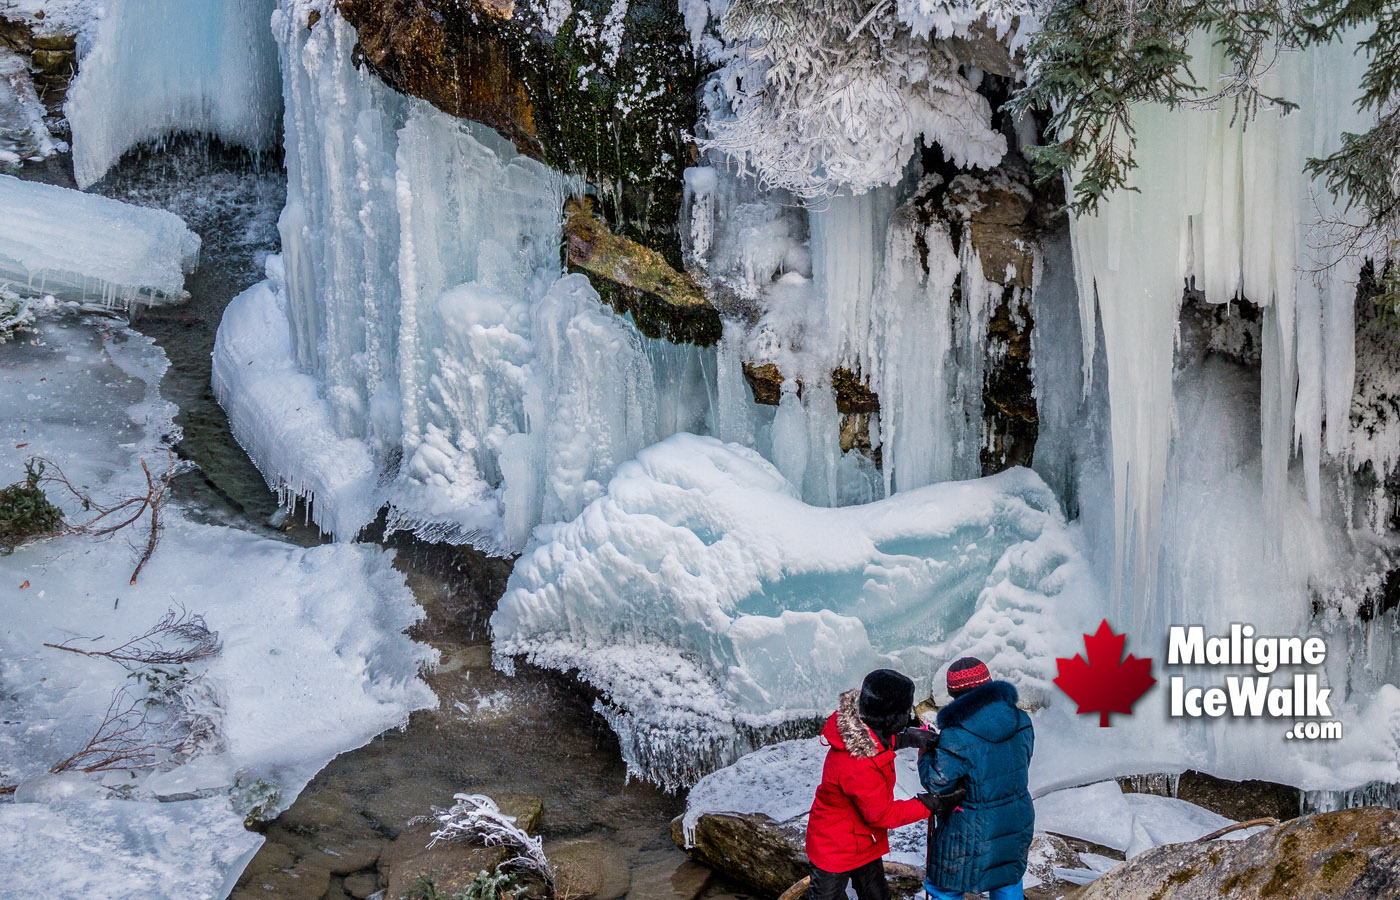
left=919, top=680, right=1034, bottom=894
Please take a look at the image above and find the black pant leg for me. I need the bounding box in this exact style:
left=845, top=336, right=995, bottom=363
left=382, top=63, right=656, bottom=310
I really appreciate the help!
left=847, top=858, right=892, bottom=900
left=808, top=864, right=852, bottom=900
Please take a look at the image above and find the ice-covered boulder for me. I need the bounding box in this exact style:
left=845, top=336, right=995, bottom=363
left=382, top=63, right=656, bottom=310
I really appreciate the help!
left=0, top=173, right=199, bottom=306
left=490, top=434, right=1100, bottom=788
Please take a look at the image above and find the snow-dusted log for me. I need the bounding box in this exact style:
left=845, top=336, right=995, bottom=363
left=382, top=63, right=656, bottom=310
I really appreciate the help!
left=0, top=173, right=199, bottom=306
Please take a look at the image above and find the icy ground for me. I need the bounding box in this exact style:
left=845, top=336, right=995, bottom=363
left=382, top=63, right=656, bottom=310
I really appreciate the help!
left=0, top=316, right=435, bottom=899
left=681, top=738, right=1266, bottom=890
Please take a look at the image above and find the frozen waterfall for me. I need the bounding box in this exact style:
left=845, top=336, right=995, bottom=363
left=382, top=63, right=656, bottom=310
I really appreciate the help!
left=65, top=0, right=281, bottom=188
left=214, top=0, right=721, bottom=549
left=1069, top=33, right=1376, bottom=624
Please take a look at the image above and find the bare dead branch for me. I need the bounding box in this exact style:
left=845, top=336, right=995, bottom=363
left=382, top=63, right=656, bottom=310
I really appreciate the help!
left=1196, top=817, right=1279, bottom=842
left=44, top=605, right=222, bottom=668
left=49, top=687, right=173, bottom=774
left=30, top=452, right=175, bottom=584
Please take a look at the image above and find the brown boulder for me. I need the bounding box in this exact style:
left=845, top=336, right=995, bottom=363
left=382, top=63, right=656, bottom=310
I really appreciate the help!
left=336, top=0, right=539, bottom=159
left=1068, top=807, right=1400, bottom=900
left=564, top=196, right=721, bottom=346
left=379, top=821, right=508, bottom=900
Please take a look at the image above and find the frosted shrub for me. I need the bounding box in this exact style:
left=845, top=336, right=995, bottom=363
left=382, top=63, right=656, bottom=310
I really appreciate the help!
left=424, top=794, right=553, bottom=890
left=700, top=0, right=1006, bottom=197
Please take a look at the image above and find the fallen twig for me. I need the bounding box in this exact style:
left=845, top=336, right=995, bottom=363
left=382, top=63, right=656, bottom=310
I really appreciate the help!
left=30, top=452, right=174, bottom=584
left=44, top=605, right=221, bottom=668
left=1196, top=817, right=1279, bottom=842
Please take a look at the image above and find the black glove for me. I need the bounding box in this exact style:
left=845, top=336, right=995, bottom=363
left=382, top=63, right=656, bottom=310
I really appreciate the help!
left=892, top=726, right=938, bottom=751
left=916, top=786, right=967, bottom=817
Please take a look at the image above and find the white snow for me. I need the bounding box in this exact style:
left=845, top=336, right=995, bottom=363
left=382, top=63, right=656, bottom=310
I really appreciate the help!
left=0, top=173, right=200, bottom=307
left=0, top=797, right=262, bottom=900
left=65, top=0, right=281, bottom=188
left=0, top=315, right=436, bottom=899
left=698, top=0, right=1005, bottom=198
left=0, top=0, right=100, bottom=41
left=491, top=433, right=1099, bottom=787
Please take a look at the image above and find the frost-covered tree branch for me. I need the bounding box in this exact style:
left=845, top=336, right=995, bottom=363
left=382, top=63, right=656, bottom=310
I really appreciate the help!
left=424, top=793, right=554, bottom=890
left=1016, top=0, right=1400, bottom=242
left=698, top=0, right=1009, bottom=197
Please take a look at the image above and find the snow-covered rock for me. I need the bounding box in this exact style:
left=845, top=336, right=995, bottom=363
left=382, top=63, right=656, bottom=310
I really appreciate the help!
left=1072, top=807, right=1400, bottom=900
left=492, top=434, right=1100, bottom=788
left=0, top=173, right=199, bottom=306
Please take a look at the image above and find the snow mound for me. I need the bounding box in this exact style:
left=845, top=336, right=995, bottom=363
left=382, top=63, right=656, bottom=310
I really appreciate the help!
left=66, top=0, right=281, bottom=188
left=491, top=434, right=1099, bottom=788
left=0, top=173, right=199, bottom=307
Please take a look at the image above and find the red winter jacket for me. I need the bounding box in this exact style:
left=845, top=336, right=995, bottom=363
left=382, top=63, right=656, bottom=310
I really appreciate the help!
left=805, top=688, right=930, bottom=873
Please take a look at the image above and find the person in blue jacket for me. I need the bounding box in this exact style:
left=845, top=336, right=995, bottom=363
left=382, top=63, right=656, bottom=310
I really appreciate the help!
left=919, top=657, right=1034, bottom=900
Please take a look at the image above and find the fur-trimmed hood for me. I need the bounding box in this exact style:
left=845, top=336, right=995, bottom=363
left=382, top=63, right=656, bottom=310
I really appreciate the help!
left=936, top=680, right=1020, bottom=741
left=820, top=688, right=883, bottom=758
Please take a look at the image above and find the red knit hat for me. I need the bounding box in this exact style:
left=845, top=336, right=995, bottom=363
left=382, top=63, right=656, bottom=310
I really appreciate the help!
left=947, top=657, right=991, bottom=695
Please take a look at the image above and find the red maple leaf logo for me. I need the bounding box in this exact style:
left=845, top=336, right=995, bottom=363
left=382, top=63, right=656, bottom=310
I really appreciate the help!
left=1054, top=620, right=1156, bottom=727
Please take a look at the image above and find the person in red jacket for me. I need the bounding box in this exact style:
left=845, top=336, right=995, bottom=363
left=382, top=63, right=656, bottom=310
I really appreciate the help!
left=805, top=669, right=962, bottom=900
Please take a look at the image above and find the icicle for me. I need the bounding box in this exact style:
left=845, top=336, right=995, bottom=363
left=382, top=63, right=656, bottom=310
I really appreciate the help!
left=1068, top=31, right=1373, bottom=617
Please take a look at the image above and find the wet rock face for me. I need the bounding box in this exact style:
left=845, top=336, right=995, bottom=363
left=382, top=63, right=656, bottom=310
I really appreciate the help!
left=0, top=15, right=77, bottom=118
left=335, top=0, right=699, bottom=256
left=564, top=196, right=722, bottom=346
left=337, top=0, right=539, bottom=157
left=1070, top=807, right=1400, bottom=900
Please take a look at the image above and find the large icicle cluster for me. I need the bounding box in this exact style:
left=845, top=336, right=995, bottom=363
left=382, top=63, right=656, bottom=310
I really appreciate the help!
left=65, top=0, right=281, bottom=188
left=214, top=0, right=719, bottom=549
left=491, top=433, right=1098, bottom=788
left=1069, top=33, right=1376, bottom=621
left=0, top=173, right=200, bottom=306
left=683, top=166, right=1019, bottom=505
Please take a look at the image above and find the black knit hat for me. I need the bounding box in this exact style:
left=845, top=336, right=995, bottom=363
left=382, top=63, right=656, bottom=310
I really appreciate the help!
left=947, top=657, right=991, bottom=697
left=858, top=669, right=915, bottom=731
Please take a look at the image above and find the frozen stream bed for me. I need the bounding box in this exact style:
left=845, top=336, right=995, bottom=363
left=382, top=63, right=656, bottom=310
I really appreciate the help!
left=0, top=316, right=437, bottom=898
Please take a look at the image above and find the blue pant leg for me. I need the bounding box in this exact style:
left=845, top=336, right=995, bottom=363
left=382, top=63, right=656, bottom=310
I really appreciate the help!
left=923, top=887, right=965, bottom=900
left=988, top=881, right=1024, bottom=900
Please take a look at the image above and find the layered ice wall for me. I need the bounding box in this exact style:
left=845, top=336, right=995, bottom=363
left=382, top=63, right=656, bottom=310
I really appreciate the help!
left=216, top=0, right=718, bottom=548
left=686, top=166, right=1012, bottom=503
left=492, top=433, right=1099, bottom=788
left=66, top=0, right=281, bottom=188
left=0, top=173, right=199, bottom=306
left=1069, top=34, right=1374, bottom=623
